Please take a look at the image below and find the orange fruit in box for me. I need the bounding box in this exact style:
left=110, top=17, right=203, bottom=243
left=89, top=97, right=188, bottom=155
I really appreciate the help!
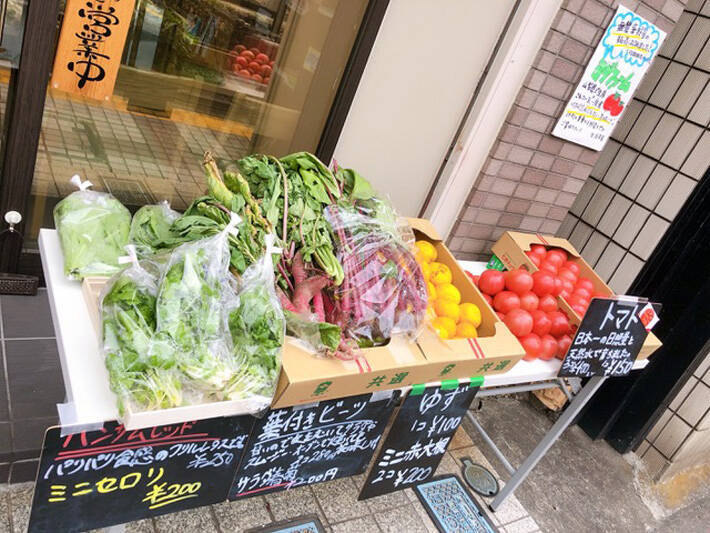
left=437, top=283, right=461, bottom=304
left=432, top=317, right=457, bottom=339
left=427, top=282, right=437, bottom=299
left=419, top=261, right=431, bottom=281
left=460, top=303, right=482, bottom=328
left=415, top=241, right=437, bottom=263
left=434, top=299, right=461, bottom=322
left=456, top=321, right=478, bottom=339
left=430, top=262, right=452, bottom=285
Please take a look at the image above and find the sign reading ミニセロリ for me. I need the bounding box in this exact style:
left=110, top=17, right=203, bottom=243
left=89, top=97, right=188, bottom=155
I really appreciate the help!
left=552, top=6, right=666, bottom=150
left=28, top=417, right=252, bottom=533
left=51, top=0, right=137, bottom=101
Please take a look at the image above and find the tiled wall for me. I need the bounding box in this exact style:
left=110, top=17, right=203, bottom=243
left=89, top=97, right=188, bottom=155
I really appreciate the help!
left=447, top=0, right=688, bottom=260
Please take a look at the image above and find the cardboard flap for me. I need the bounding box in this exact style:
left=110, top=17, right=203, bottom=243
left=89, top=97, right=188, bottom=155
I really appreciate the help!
left=505, top=231, right=581, bottom=257
left=407, top=217, right=442, bottom=241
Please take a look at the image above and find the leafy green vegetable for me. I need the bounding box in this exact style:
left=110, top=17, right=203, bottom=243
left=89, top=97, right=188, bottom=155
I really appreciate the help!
left=129, top=203, right=181, bottom=257
left=54, top=190, right=131, bottom=279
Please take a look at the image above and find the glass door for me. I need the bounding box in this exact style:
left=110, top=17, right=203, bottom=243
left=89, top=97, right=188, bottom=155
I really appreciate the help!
left=21, top=0, right=369, bottom=258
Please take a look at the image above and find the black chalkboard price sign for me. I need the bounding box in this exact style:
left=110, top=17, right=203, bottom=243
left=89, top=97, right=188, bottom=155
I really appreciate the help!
left=358, top=380, right=481, bottom=500
left=28, top=416, right=253, bottom=533
left=230, top=392, right=398, bottom=499
left=559, top=297, right=659, bottom=378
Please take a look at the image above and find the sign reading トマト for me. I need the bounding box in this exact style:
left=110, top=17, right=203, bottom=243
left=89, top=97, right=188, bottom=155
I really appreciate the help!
left=28, top=417, right=252, bottom=533
left=552, top=6, right=666, bottom=150
left=230, top=393, right=398, bottom=499
left=51, top=0, right=137, bottom=101
left=358, top=381, right=480, bottom=500
left=559, top=297, right=659, bottom=378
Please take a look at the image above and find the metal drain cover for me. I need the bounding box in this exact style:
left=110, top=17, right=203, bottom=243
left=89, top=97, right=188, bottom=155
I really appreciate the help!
left=462, top=458, right=499, bottom=497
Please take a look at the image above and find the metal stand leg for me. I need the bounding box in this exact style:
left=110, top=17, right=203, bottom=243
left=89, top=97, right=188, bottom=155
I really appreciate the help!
left=467, top=412, right=515, bottom=475
left=489, top=376, right=607, bottom=511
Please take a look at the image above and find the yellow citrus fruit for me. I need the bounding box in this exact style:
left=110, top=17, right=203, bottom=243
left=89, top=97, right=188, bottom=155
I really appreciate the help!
left=415, top=241, right=437, bottom=263
left=434, top=299, right=461, bottom=323
left=419, top=261, right=431, bottom=281
left=460, top=303, right=482, bottom=327
left=430, top=262, right=452, bottom=285
left=427, top=282, right=437, bottom=300
left=437, top=283, right=461, bottom=304
left=432, top=317, right=457, bottom=339
left=456, top=321, right=478, bottom=339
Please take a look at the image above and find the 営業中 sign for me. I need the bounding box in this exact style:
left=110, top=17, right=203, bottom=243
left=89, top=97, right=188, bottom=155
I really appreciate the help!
left=230, top=392, right=398, bottom=499
left=51, top=0, right=137, bottom=101
left=28, top=416, right=252, bottom=533
left=559, top=297, right=659, bottom=378
left=552, top=6, right=666, bottom=150
left=358, top=381, right=480, bottom=500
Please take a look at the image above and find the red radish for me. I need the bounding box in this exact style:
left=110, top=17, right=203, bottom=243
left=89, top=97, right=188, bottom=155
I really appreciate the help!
left=532, top=271, right=555, bottom=297
left=540, top=334, right=558, bottom=361
left=505, top=309, right=533, bottom=337
left=494, top=291, right=521, bottom=314
left=520, top=291, right=539, bottom=312
left=520, top=333, right=542, bottom=360
left=531, top=310, right=552, bottom=336
left=539, top=294, right=557, bottom=313
left=256, top=52, right=270, bottom=64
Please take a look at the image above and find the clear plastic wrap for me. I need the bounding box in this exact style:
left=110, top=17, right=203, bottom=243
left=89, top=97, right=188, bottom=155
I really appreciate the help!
left=129, top=201, right=181, bottom=257
left=324, top=201, right=428, bottom=348
left=54, top=175, right=131, bottom=279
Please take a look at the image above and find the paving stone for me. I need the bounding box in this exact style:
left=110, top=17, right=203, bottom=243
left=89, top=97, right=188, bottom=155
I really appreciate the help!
left=124, top=519, right=156, bottom=532
left=212, top=497, right=272, bottom=531
left=153, top=506, right=218, bottom=533
left=265, top=486, right=325, bottom=524
left=373, top=503, right=428, bottom=533
left=312, top=477, right=370, bottom=523
left=502, top=515, right=541, bottom=533
left=8, top=483, right=33, bottom=533
left=329, top=515, right=380, bottom=533
left=361, top=483, right=409, bottom=514
left=411, top=500, right=439, bottom=533
left=0, top=489, right=10, bottom=533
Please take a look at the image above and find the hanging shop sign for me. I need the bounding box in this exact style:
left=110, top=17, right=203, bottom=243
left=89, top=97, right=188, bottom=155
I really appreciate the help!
left=230, top=392, right=398, bottom=499
left=50, top=0, right=137, bottom=101
left=552, top=6, right=666, bottom=150
left=28, top=417, right=253, bottom=533
left=559, top=297, right=660, bottom=378
left=358, top=380, right=481, bottom=500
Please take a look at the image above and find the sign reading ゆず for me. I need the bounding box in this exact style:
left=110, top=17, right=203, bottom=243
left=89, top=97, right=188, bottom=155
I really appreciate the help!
left=51, top=0, right=137, bottom=101
left=552, top=6, right=666, bottom=150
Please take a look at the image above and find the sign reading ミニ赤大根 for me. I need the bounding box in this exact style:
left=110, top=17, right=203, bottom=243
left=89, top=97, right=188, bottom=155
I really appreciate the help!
left=28, top=417, right=253, bottom=533
left=51, top=0, right=137, bottom=101
left=552, top=6, right=666, bottom=150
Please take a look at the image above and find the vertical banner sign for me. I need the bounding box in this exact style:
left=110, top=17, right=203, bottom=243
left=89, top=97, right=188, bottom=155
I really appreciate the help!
left=51, top=0, right=137, bottom=101
left=28, top=417, right=253, bottom=533
left=552, top=6, right=666, bottom=150
left=559, top=297, right=659, bottom=378
left=359, top=381, right=480, bottom=500
left=230, top=393, right=399, bottom=499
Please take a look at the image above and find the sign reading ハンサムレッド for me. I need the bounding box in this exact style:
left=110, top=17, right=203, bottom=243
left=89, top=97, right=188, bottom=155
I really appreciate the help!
left=358, top=381, right=480, bottom=500
left=552, top=6, right=666, bottom=150
left=51, top=0, right=137, bottom=101
left=28, top=417, right=252, bottom=533
left=230, top=392, right=398, bottom=499
left=559, top=297, right=659, bottom=378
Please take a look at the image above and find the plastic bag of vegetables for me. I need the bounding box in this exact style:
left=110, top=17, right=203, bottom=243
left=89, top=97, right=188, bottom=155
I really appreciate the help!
left=54, top=175, right=131, bottom=279
left=129, top=201, right=181, bottom=257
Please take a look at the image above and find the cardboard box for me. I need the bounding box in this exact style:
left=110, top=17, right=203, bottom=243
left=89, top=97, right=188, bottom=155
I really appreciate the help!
left=408, top=219, right=525, bottom=378
left=82, top=277, right=110, bottom=335
left=492, top=231, right=661, bottom=359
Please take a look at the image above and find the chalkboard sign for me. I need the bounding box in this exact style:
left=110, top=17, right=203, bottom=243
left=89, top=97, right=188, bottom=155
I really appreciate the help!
left=29, top=416, right=253, bottom=533
left=230, top=392, right=398, bottom=499
left=358, top=382, right=480, bottom=500
left=559, top=297, right=658, bottom=378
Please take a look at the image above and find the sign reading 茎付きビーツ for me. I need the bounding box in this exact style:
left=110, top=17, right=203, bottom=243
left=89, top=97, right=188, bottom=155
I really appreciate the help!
left=552, top=6, right=666, bottom=150
left=51, top=0, right=137, bottom=101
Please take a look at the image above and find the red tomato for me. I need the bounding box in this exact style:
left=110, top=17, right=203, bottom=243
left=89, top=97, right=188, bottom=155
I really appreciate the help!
left=520, top=333, right=542, bottom=361
left=519, top=291, right=539, bottom=312
left=493, top=291, right=521, bottom=314
left=526, top=251, right=541, bottom=266
left=251, top=73, right=263, bottom=83
left=269, top=60, right=275, bottom=67
left=567, top=293, right=587, bottom=307
left=531, top=271, right=555, bottom=297
left=248, top=61, right=261, bottom=72
left=531, top=310, right=551, bottom=336
left=506, top=269, right=534, bottom=295
left=572, top=304, right=587, bottom=316
left=539, top=261, right=558, bottom=275
left=249, top=47, right=261, bottom=56
left=530, top=244, right=547, bottom=257
left=263, top=77, right=270, bottom=85
left=573, top=287, right=592, bottom=301
left=234, top=44, right=246, bottom=53
left=260, top=64, right=272, bottom=77
left=556, top=335, right=572, bottom=360
left=482, top=293, right=493, bottom=306
left=540, top=334, right=558, bottom=360
left=256, top=53, right=270, bottom=64
left=238, top=69, right=252, bottom=78
left=505, top=309, right=534, bottom=337
left=496, top=312, right=506, bottom=321
left=558, top=268, right=578, bottom=284
left=240, top=50, right=255, bottom=60
left=539, top=294, right=557, bottom=313
left=561, top=279, right=575, bottom=295
left=235, top=56, right=248, bottom=68
left=546, top=249, right=568, bottom=267
left=548, top=311, right=571, bottom=337
left=562, top=260, right=580, bottom=276
left=553, top=277, right=564, bottom=296
left=576, top=277, right=595, bottom=294
left=479, top=270, right=506, bottom=296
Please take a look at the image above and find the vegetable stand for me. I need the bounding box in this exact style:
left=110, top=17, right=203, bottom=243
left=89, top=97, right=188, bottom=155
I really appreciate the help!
left=39, top=227, right=647, bottom=515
